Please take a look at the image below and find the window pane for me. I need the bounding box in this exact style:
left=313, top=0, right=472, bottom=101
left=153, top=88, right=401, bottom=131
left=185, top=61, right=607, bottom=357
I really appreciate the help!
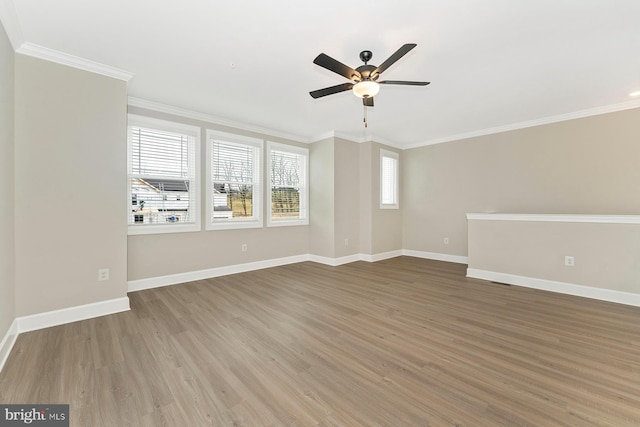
left=380, top=150, right=399, bottom=208
left=212, top=182, right=254, bottom=219
left=267, top=142, right=308, bottom=226
left=381, top=156, right=397, bottom=204
left=270, top=149, right=303, bottom=219
left=131, top=128, right=190, bottom=177
left=128, top=119, right=198, bottom=229
left=208, top=135, right=262, bottom=227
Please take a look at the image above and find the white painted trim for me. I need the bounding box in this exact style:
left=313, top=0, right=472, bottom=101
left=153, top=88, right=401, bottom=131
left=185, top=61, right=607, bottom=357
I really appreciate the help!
left=466, top=213, right=640, bottom=224
left=128, top=255, right=309, bottom=292
left=0, top=319, right=18, bottom=373
left=129, top=251, right=409, bottom=291
left=309, top=131, right=403, bottom=150
left=16, top=297, right=130, bottom=334
left=16, top=42, right=134, bottom=81
left=0, top=0, right=24, bottom=49
left=406, top=101, right=640, bottom=149
left=128, top=97, right=309, bottom=144
left=466, top=268, right=640, bottom=308
left=364, top=250, right=403, bottom=262
left=402, top=249, right=469, bottom=264
left=309, top=254, right=361, bottom=266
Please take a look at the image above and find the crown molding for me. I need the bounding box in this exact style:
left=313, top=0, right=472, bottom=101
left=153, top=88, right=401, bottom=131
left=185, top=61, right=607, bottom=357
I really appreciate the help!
left=310, top=130, right=404, bottom=149
left=128, top=97, right=310, bottom=144
left=16, top=42, right=134, bottom=81
left=406, top=99, right=640, bottom=150
left=0, top=0, right=24, bottom=49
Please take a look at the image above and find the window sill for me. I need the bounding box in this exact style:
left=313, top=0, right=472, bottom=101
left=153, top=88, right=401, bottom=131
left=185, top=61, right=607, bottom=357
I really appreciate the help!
left=128, top=223, right=201, bottom=235
left=267, top=218, right=309, bottom=227
left=206, top=220, right=263, bottom=231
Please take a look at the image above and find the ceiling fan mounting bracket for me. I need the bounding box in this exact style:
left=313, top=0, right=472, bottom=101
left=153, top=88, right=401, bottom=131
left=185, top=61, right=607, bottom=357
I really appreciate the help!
left=359, top=50, right=373, bottom=64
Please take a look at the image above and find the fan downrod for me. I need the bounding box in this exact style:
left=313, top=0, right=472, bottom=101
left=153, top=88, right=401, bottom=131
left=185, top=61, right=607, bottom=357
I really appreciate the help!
left=359, top=50, right=373, bottom=64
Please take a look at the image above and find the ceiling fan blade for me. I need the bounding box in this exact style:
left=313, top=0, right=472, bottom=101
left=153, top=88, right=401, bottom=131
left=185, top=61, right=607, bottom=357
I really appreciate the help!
left=313, top=53, right=361, bottom=81
left=372, top=43, right=417, bottom=77
left=378, top=80, right=430, bottom=86
left=363, top=97, right=374, bottom=107
left=309, top=82, right=355, bottom=99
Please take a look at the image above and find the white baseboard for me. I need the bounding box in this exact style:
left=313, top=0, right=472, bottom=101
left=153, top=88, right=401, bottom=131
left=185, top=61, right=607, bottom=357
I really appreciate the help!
left=365, top=250, right=404, bottom=262
left=128, top=255, right=309, bottom=292
left=16, top=297, right=131, bottom=334
left=467, top=268, right=640, bottom=307
left=130, top=251, right=410, bottom=291
left=310, top=250, right=403, bottom=266
left=308, top=254, right=361, bottom=266
left=0, top=319, right=18, bottom=373
left=402, top=250, right=469, bottom=264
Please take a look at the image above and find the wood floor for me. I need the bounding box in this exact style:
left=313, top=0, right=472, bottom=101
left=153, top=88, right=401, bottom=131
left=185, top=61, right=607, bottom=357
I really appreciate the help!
left=1, top=257, right=640, bottom=426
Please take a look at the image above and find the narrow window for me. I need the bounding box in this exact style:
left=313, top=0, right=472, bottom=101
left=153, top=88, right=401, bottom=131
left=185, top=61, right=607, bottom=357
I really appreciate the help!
left=267, top=142, right=309, bottom=226
left=380, top=149, right=399, bottom=209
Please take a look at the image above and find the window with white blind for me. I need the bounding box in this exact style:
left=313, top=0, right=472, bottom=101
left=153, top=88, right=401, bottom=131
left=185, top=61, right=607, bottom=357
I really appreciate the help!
left=127, top=115, right=200, bottom=235
left=206, top=130, right=262, bottom=230
left=380, top=149, right=399, bottom=209
left=267, top=141, right=309, bottom=226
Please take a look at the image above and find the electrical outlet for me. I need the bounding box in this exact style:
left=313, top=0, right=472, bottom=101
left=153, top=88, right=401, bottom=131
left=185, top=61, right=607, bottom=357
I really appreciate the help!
left=344, top=238, right=349, bottom=247
left=444, top=237, right=449, bottom=245
left=564, top=256, right=575, bottom=267
left=241, top=244, right=248, bottom=252
left=98, top=268, right=109, bottom=281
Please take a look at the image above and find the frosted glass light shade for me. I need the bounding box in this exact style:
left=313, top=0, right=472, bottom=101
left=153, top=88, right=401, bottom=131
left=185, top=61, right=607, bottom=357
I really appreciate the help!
left=352, top=80, right=380, bottom=98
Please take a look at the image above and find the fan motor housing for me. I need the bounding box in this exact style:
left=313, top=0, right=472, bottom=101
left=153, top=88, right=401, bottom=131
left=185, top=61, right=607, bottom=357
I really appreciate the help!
left=356, top=64, right=378, bottom=80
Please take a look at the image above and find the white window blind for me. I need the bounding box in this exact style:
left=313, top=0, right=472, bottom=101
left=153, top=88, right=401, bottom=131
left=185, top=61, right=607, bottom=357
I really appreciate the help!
left=128, top=115, right=200, bottom=234
left=267, top=142, right=309, bottom=226
left=207, top=131, right=262, bottom=229
left=380, top=149, right=399, bottom=209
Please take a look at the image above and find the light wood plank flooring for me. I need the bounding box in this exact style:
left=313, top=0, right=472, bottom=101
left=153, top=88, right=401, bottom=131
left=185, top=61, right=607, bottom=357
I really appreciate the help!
left=1, top=257, right=640, bottom=426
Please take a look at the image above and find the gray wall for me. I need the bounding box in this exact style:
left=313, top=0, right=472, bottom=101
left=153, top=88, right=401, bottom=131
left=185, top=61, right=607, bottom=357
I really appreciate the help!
left=307, top=137, right=401, bottom=260
left=334, top=138, right=361, bottom=258
left=403, top=108, right=640, bottom=257
left=468, top=217, right=640, bottom=294
left=309, top=137, right=334, bottom=258
left=14, top=55, right=129, bottom=316
left=0, top=22, right=15, bottom=336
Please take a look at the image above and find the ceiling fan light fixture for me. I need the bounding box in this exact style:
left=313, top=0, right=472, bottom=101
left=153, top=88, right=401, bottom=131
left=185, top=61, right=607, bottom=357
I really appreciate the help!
left=352, top=80, right=380, bottom=98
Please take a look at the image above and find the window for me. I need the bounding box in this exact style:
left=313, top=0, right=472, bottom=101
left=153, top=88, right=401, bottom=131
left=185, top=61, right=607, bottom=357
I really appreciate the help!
left=206, top=130, right=262, bottom=230
left=380, top=149, right=399, bottom=209
left=127, top=115, right=200, bottom=234
left=267, top=142, right=309, bottom=226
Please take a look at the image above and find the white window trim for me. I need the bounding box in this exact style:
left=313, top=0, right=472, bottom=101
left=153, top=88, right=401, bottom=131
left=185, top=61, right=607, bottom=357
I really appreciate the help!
left=206, top=130, right=263, bottom=230
left=380, top=149, right=399, bottom=210
left=267, top=141, right=309, bottom=227
left=127, top=115, right=201, bottom=235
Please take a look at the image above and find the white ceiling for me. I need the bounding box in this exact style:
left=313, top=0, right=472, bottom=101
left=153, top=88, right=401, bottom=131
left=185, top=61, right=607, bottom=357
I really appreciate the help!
left=3, top=0, right=640, bottom=148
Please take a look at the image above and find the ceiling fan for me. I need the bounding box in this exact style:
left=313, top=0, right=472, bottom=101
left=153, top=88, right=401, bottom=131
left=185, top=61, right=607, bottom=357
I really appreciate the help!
left=310, top=43, right=430, bottom=126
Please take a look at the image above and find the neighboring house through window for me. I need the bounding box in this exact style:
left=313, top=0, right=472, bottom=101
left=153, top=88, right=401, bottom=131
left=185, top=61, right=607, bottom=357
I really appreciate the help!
left=267, top=141, right=309, bottom=226
left=127, top=115, right=200, bottom=234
